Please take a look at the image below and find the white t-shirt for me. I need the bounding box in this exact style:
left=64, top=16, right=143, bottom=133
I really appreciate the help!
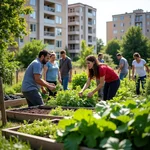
left=132, top=59, right=146, bottom=77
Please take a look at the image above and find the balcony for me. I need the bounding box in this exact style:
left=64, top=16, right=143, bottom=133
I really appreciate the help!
left=88, top=39, right=92, bottom=44
left=88, top=21, right=93, bottom=25
left=46, top=44, right=55, bottom=51
left=68, top=11, right=80, bottom=16
left=44, top=18, right=55, bottom=25
left=44, top=6, right=55, bottom=13
left=68, top=29, right=79, bottom=35
left=68, top=39, right=80, bottom=44
left=88, top=12, right=93, bottom=17
left=44, top=31, right=55, bottom=37
left=68, top=20, right=80, bottom=25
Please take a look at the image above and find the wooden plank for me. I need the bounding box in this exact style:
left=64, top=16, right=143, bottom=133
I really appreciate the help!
left=0, top=77, right=7, bottom=125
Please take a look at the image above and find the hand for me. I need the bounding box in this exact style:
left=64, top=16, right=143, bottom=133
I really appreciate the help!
left=132, top=76, right=135, bottom=81
left=41, top=88, right=47, bottom=94
left=87, top=92, right=94, bottom=98
left=79, top=91, right=83, bottom=97
left=58, top=78, right=62, bottom=84
left=48, top=84, right=56, bottom=91
left=69, top=77, right=72, bottom=83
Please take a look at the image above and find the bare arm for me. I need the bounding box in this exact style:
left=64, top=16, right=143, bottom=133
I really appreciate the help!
left=43, top=66, right=48, bottom=80
left=69, top=69, right=72, bottom=82
left=92, top=76, right=105, bottom=94
left=118, top=64, right=124, bottom=73
left=144, top=64, right=150, bottom=74
left=132, top=65, right=135, bottom=79
left=34, top=74, right=55, bottom=90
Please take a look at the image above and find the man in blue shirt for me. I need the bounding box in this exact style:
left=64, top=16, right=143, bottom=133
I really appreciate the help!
left=22, top=50, right=56, bottom=107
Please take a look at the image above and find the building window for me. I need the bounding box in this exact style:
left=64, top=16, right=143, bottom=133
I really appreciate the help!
left=114, top=24, right=116, bottom=27
left=93, top=11, right=96, bottom=16
left=93, top=19, right=96, bottom=25
left=30, top=0, right=36, bottom=5
left=81, top=35, right=83, bottom=39
left=30, top=24, right=36, bottom=32
left=120, top=23, right=124, bottom=27
left=113, top=30, right=117, bottom=34
left=113, top=17, right=118, bottom=21
left=147, top=29, right=149, bottom=32
left=80, top=7, right=83, bottom=12
left=129, top=15, right=131, bottom=18
left=147, top=15, right=150, bottom=18
left=20, top=38, right=24, bottom=43
left=56, top=4, right=62, bottom=12
left=30, top=37, right=36, bottom=41
left=93, top=28, right=96, bottom=33
left=81, top=16, right=83, bottom=20
left=81, top=26, right=83, bottom=30
left=30, top=11, right=36, bottom=19
left=120, top=16, right=124, bottom=20
left=56, top=16, right=62, bottom=24
left=121, top=29, right=124, bottom=33
left=56, top=28, right=62, bottom=36
left=56, top=40, right=62, bottom=47
left=147, top=22, right=150, bottom=26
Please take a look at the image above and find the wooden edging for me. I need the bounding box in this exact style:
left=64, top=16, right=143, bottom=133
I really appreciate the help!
left=2, top=126, right=98, bottom=150
left=4, top=98, right=27, bottom=109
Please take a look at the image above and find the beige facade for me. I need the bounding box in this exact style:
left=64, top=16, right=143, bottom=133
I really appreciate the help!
left=19, top=0, right=68, bottom=58
left=68, top=3, right=97, bottom=58
left=107, top=9, right=150, bottom=43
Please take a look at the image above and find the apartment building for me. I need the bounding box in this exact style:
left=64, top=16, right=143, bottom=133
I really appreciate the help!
left=106, top=9, right=150, bottom=43
left=18, top=0, right=68, bottom=58
left=68, top=3, right=96, bottom=58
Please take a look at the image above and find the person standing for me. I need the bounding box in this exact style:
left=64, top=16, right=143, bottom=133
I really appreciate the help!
left=116, top=53, right=129, bottom=80
left=132, top=52, right=149, bottom=95
left=59, top=50, right=72, bottom=90
left=97, top=53, right=104, bottom=99
left=43, top=52, right=61, bottom=96
left=79, top=55, right=120, bottom=101
left=22, top=50, right=56, bottom=107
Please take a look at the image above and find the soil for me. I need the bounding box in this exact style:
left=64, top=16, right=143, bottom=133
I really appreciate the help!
left=12, top=108, right=51, bottom=115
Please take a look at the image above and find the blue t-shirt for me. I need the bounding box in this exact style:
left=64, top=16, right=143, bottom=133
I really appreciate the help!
left=22, top=58, right=43, bottom=92
left=45, top=61, right=59, bottom=81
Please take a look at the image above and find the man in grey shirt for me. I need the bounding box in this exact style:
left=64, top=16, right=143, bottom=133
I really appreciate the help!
left=116, top=53, right=129, bottom=80
left=22, top=50, right=56, bottom=107
left=59, top=50, right=72, bottom=90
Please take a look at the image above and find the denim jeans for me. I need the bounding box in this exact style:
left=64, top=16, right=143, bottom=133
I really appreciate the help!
left=135, top=75, right=146, bottom=95
left=119, top=72, right=128, bottom=80
left=62, top=76, right=69, bottom=90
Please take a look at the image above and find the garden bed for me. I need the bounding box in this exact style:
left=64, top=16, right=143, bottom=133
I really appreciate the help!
left=4, top=98, right=27, bottom=109
left=2, top=126, right=97, bottom=150
left=6, top=105, right=94, bottom=122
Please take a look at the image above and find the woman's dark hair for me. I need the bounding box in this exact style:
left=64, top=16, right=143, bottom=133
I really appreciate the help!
left=133, top=52, right=141, bottom=58
left=86, top=55, right=101, bottom=79
left=38, top=50, right=49, bottom=58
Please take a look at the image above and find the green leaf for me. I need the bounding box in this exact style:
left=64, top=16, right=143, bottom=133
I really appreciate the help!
left=134, top=136, right=149, bottom=147
left=115, top=123, right=128, bottom=134
left=64, top=132, right=84, bottom=150
left=116, top=115, right=131, bottom=123
left=119, top=139, right=132, bottom=150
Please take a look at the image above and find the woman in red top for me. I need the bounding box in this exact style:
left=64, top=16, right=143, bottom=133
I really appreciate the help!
left=79, top=55, right=120, bottom=100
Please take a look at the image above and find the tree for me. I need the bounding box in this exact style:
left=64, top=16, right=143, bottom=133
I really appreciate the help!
left=121, top=26, right=150, bottom=65
left=16, top=40, right=47, bottom=68
left=0, top=0, right=32, bottom=84
left=79, top=40, right=94, bottom=68
left=96, top=38, right=104, bottom=54
left=104, top=39, right=120, bottom=64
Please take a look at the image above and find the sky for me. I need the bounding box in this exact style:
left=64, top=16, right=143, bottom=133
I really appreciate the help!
left=68, top=0, right=150, bottom=45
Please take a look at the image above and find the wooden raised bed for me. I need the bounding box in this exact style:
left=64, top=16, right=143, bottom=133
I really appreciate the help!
left=6, top=105, right=94, bottom=122
left=4, top=98, right=27, bottom=109
left=2, top=126, right=97, bottom=150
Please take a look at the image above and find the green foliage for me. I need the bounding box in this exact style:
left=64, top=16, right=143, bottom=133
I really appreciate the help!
left=46, top=88, right=98, bottom=107
left=16, top=40, right=47, bottom=68
left=0, top=135, right=31, bottom=150
left=18, top=119, right=58, bottom=139
left=12, top=82, right=22, bottom=93
left=104, top=39, right=120, bottom=64
left=0, top=49, right=19, bottom=84
left=121, top=26, right=150, bottom=65
left=96, top=38, right=104, bottom=54
left=145, top=78, right=150, bottom=96
left=72, top=72, right=88, bottom=89
left=49, top=106, right=74, bottom=117
left=79, top=40, right=94, bottom=68
left=0, top=0, right=32, bottom=49
left=103, top=53, right=116, bottom=68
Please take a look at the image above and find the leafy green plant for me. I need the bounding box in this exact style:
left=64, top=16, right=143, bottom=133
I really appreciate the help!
left=49, top=106, right=74, bottom=117
left=0, top=135, right=31, bottom=150
left=12, top=82, right=22, bottom=93
left=145, top=78, right=150, bottom=96
left=72, top=72, right=88, bottom=89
